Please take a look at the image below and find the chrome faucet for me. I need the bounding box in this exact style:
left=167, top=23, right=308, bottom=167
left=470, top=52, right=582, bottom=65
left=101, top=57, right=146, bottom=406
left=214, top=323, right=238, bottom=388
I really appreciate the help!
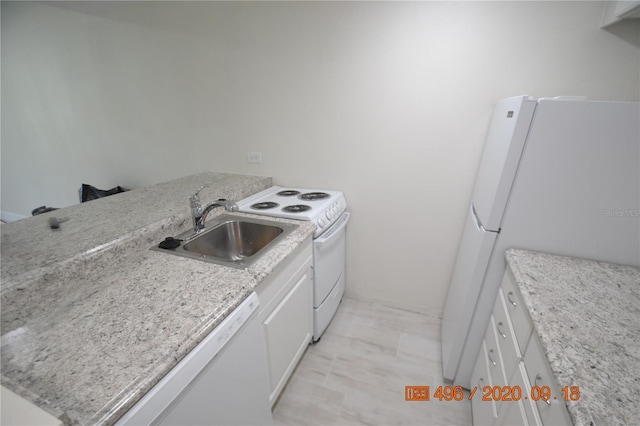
left=190, top=185, right=238, bottom=233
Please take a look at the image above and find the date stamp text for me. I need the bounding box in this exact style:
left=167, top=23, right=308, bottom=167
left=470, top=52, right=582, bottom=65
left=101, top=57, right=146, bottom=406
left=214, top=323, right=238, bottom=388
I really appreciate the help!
left=405, top=385, right=580, bottom=402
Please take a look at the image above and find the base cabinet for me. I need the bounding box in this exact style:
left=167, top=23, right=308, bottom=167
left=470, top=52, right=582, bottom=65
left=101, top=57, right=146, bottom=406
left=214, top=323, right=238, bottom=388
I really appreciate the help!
left=471, top=268, right=571, bottom=426
left=471, top=341, right=498, bottom=426
left=256, top=237, right=313, bottom=406
left=116, top=294, right=273, bottom=426
left=118, top=237, right=313, bottom=425
left=496, top=363, right=540, bottom=426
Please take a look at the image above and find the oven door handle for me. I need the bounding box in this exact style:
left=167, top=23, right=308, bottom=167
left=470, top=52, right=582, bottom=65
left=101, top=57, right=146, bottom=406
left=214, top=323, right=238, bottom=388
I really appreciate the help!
left=315, top=212, right=350, bottom=245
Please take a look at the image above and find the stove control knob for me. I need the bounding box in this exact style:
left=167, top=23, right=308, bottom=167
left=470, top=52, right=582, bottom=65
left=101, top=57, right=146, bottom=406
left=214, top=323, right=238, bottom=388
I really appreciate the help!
left=325, top=211, right=331, bottom=220
left=318, top=218, right=326, bottom=228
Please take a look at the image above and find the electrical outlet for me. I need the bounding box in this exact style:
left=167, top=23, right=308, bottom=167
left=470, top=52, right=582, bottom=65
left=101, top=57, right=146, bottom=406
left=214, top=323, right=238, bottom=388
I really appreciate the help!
left=247, top=152, right=262, bottom=164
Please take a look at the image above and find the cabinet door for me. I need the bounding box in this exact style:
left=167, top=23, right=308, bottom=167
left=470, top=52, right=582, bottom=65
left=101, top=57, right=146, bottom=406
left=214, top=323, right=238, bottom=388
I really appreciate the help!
left=158, top=313, right=273, bottom=426
left=501, top=270, right=532, bottom=355
left=263, top=266, right=313, bottom=404
left=496, top=394, right=527, bottom=426
left=471, top=341, right=497, bottom=426
left=523, top=335, right=571, bottom=426
left=485, top=316, right=508, bottom=417
left=496, top=362, right=539, bottom=426
left=493, top=288, right=521, bottom=381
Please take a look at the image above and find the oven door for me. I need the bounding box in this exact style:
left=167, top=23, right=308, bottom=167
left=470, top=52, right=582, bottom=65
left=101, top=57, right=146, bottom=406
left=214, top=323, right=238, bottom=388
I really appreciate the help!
left=312, top=212, right=350, bottom=307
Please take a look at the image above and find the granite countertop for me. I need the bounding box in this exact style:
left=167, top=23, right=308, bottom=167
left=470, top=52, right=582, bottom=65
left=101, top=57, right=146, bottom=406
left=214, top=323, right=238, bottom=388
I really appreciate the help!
left=1, top=172, right=272, bottom=288
left=0, top=172, right=316, bottom=425
left=505, top=249, right=640, bottom=426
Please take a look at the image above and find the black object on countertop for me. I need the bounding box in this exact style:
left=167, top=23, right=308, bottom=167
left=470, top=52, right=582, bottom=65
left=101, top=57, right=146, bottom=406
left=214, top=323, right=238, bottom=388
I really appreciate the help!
left=158, top=237, right=181, bottom=250
left=80, top=184, right=128, bottom=203
left=32, top=206, right=58, bottom=216
left=48, top=217, right=69, bottom=230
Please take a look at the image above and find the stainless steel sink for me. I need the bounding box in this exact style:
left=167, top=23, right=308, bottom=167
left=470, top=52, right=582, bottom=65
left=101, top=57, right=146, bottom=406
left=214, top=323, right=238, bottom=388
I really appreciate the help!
left=151, top=215, right=297, bottom=269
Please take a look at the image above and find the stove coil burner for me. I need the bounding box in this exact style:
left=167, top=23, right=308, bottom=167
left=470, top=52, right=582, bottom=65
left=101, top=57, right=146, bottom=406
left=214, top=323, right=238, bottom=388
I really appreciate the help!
left=277, top=190, right=301, bottom=197
left=251, top=202, right=279, bottom=210
left=283, top=204, right=311, bottom=213
left=299, top=192, right=330, bottom=201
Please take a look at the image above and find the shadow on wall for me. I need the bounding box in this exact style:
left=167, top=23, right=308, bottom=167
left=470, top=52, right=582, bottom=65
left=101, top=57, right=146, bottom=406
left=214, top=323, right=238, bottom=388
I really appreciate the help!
left=603, top=19, right=640, bottom=48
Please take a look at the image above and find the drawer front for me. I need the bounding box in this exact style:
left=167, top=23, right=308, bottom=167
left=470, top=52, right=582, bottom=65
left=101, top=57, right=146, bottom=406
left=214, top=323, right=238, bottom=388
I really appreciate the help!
left=484, top=316, right=508, bottom=416
left=493, top=288, right=521, bottom=381
left=496, top=398, right=527, bottom=426
left=523, top=335, right=571, bottom=426
left=501, top=269, right=532, bottom=355
left=471, top=341, right=498, bottom=426
left=485, top=316, right=507, bottom=387
left=263, top=267, right=313, bottom=403
left=496, top=362, right=542, bottom=426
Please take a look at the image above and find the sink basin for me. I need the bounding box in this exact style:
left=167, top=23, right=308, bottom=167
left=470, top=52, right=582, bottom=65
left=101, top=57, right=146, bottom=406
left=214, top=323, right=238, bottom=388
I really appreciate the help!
left=184, top=220, right=283, bottom=260
left=152, top=215, right=298, bottom=269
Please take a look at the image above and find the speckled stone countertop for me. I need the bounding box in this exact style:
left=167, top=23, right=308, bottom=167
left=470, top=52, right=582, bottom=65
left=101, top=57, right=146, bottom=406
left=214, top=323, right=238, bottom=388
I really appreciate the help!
left=505, top=249, right=640, bottom=426
left=1, top=172, right=272, bottom=288
left=0, top=172, right=316, bottom=425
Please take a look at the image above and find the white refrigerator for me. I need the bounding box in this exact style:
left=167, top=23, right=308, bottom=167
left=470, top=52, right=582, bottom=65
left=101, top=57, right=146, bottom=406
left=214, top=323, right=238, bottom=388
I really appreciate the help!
left=441, top=96, right=640, bottom=387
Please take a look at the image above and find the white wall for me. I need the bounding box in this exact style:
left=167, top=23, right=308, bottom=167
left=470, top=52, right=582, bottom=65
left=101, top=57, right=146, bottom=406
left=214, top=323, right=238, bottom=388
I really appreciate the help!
left=2, top=1, right=638, bottom=313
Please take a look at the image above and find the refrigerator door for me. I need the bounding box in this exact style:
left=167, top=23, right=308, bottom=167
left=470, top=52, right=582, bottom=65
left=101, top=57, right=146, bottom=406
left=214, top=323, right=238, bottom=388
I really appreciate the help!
left=495, top=99, right=640, bottom=267
left=442, top=96, right=536, bottom=383
left=441, top=204, right=499, bottom=382
left=472, top=96, right=537, bottom=231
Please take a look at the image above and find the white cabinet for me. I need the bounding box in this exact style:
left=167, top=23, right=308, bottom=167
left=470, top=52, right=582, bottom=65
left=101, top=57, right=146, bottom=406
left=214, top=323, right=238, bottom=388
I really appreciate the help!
left=498, top=363, right=540, bottom=426
left=1, top=386, right=64, bottom=426
left=117, top=294, right=273, bottom=426
left=255, top=237, right=313, bottom=406
left=470, top=268, right=571, bottom=426
left=492, top=289, right=520, bottom=385
left=523, top=334, right=571, bottom=425
left=484, top=316, right=508, bottom=417
left=119, top=238, right=313, bottom=425
left=471, top=341, right=498, bottom=426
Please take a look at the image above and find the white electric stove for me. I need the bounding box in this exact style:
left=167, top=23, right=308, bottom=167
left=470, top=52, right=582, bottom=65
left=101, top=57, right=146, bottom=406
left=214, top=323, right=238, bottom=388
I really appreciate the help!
left=237, top=187, right=347, bottom=237
left=237, top=186, right=350, bottom=341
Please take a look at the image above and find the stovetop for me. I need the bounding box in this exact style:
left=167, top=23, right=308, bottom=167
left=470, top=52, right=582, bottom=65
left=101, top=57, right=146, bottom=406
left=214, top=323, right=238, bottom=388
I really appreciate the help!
left=237, top=186, right=347, bottom=237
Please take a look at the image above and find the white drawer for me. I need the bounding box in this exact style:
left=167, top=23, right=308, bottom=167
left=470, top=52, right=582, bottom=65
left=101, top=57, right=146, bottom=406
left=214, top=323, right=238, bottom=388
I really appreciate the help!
left=485, top=316, right=507, bottom=387
left=523, top=334, right=571, bottom=426
left=501, top=269, right=532, bottom=355
left=493, top=288, right=521, bottom=382
left=471, top=340, right=498, bottom=426
left=484, top=316, right=508, bottom=416
left=495, top=362, right=530, bottom=426
left=496, top=362, right=542, bottom=426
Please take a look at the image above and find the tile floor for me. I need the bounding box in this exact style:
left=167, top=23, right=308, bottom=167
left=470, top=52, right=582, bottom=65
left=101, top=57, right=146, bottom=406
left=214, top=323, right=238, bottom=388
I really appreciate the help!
left=272, top=297, right=472, bottom=425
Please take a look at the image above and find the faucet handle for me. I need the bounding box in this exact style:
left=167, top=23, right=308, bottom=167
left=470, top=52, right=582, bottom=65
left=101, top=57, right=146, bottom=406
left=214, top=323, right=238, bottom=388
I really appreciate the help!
left=217, top=198, right=239, bottom=212
left=191, top=184, right=209, bottom=201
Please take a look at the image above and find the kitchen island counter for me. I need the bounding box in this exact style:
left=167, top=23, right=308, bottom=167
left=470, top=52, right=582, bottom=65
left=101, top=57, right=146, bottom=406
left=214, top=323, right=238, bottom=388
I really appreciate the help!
left=0, top=172, right=316, bottom=425
left=505, top=248, right=640, bottom=426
